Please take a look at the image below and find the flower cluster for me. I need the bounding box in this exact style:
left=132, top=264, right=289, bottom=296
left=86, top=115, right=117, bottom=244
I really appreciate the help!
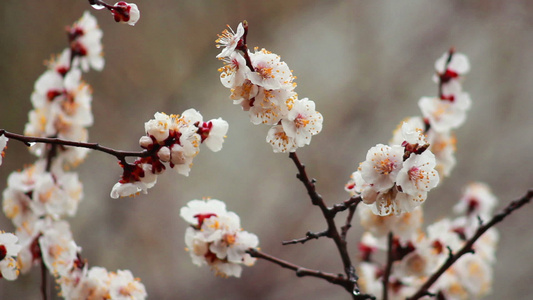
left=216, top=22, right=323, bottom=153
left=3, top=160, right=82, bottom=228
left=346, top=122, right=440, bottom=216
left=180, top=199, right=259, bottom=278
left=417, top=50, right=471, bottom=177
left=1, top=12, right=147, bottom=298
left=58, top=265, right=147, bottom=299
left=357, top=182, right=499, bottom=299
left=24, top=11, right=103, bottom=167
left=346, top=50, right=471, bottom=216
left=110, top=110, right=228, bottom=198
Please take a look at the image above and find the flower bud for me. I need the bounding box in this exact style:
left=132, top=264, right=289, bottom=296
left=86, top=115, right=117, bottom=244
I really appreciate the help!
left=157, top=146, right=171, bottom=162
left=112, top=2, right=140, bottom=26
left=139, top=136, right=152, bottom=149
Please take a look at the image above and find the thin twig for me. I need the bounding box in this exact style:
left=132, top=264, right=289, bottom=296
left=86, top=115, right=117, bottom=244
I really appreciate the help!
left=247, top=248, right=375, bottom=300
left=282, top=230, right=328, bottom=245
left=331, top=196, right=362, bottom=216
left=341, top=203, right=358, bottom=241
left=247, top=248, right=346, bottom=284
left=0, top=129, right=151, bottom=163
left=407, top=189, right=533, bottom=300
left=382, top=232, right=394, bottom=300
left=88, top=0, right=115, bottom=10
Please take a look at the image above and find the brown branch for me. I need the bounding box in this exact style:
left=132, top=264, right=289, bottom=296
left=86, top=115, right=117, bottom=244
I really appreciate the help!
left=247, top=248, right=346, bottom=284
left=247, top=248, right=375, bottom=300
left=88, top=0, right=113, bottom=10
left=341, top=203, right=358, bottom=241
left=239, top=21, right=255, bottom=72
left=331, top=196, right=362, bottom=216
left=0, top=130, right=151, bottom=163
left=288, top=152, right=359, bottom=296
left=282, top=230, right=328, bottom=245
left=407, top=189, right=533, bottom=300
left=382, top=232, right=394, bottom=300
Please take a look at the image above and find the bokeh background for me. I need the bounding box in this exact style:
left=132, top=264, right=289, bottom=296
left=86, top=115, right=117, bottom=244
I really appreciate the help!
left=1, top=0, right=532, bottom=299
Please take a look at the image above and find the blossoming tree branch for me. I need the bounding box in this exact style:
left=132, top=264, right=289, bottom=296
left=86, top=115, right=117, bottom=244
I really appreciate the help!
left=0, top=2, right=531, bottom=299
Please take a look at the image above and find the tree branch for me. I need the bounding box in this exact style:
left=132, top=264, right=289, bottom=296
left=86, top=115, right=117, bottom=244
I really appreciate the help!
left=407, top=189, right=533, bottom=300
left=341, top=204, right=358, bottom=241
left=282, top=230, right=328, bottom=245
left=247, top=248, right=346, bottom=284
left=288, top=152, right=359, bottom=296
left=0, top=129, right=151, bottom=163
left=331, top=196, right=362, bottom=216
left=247, top=248, right=376, bottom=300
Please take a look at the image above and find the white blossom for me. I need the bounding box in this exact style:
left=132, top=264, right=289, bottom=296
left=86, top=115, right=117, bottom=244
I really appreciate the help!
left=454, top=255, right=493, bottom=298
left=427, top=129, right=456, bottom=177
left=108, top=269, right=147, bottom=299
left=181, top=199, right=259, bottom=278
left=390, top=117, right=426, bottom=146
left=249, top=88, right=293, bottom=125
left=281, top=98, right=323, bottom=147
left=180, top=199, right=227, bottom=225
left=69, top=11, right=104, bottom=72
left=0, top=232, right=22, bottom=280
left=357, top=205, right=422, bottom=241
left=144, top=112, right=171, bottom=143
left=39, top=220, right=80, bottom=276
left=435, top=52, right=470, bottom=77
left=215, top=22, right=245, bottom=58
left=230, top=79, right=259, bottom=106
left=110, top=163, right=158, bottom=198
left=218, top=51, right=248, bottom=89
left=248, top=49, right=295, bottom=90
left=359, top=144, right=404, bottom=192
left=454, top=182, right=497, bottom=219
left=396, top=150, right=439, bottom=201
left=418, top=92, right=471, bottom=133
left=266, top=125, right=298, bottom=153
left=200, top=118, right=229, bottom=152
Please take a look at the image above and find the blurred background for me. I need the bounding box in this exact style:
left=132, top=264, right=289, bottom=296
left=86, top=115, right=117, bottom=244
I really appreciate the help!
left=1, top=0, right=532, bottom=299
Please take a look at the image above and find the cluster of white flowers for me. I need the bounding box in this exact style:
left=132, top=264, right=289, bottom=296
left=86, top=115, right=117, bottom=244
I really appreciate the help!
left=216, top=22, right=323, bottom=153
left=110, top=110, right=228, bottom=198
left=180, top=199, right=259, bottom=278
left=345, top=51, right=472, bottom=216
left=90, top=1, right=140, bottom=26
left=58, top=266, right=146, bottom=299
left=24, top=11, right=103, bottom=167
left=346, top=122, right=440, bottom=216
left=1, top=12, right=147, bottom=298
left=3, top=160, right=82, bottom=228
left=357, top=182, right=499, bottom=300
left=417, top=50, right=471, bottom=177
left=68, top=11, right=105, bottom=73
